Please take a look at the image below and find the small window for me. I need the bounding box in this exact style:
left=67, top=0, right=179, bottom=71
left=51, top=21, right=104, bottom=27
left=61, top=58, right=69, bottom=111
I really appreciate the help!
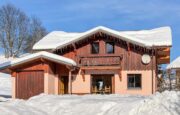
left=91, top=42, right=99, bottom=54
left=106, top=42, right=114, bottom=54
left=128, top=74, right=141, bottom=89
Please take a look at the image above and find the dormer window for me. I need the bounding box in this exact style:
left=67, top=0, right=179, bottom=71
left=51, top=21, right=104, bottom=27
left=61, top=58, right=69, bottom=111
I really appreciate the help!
left=106, top=42, right=114, bottom=54
left=91, top=42, right=99, bottom=54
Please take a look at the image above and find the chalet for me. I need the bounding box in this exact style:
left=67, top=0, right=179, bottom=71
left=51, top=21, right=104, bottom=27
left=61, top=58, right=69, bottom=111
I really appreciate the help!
left=167, top=57, right=180, bottom=89
left=0, top=26, right=172, bottom=99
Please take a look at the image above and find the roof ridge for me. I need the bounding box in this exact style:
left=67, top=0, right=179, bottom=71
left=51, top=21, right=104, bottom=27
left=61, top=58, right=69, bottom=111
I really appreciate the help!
left=33, top=26, right=172, bottom=50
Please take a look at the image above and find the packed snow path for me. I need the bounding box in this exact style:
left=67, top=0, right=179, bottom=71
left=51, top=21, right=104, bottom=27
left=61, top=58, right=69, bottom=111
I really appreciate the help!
left=0, top=91, right=179, bottom=115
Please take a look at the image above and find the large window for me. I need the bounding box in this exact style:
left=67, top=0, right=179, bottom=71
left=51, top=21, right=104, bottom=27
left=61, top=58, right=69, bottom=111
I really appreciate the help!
left=127, top=74, right=141, bottom=89
left=91, top=42, right=99, bottom=54
left=106, top=42, right=114, bottom=54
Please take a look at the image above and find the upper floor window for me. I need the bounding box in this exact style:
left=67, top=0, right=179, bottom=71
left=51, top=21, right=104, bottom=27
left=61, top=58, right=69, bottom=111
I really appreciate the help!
left=127, top=74, right=141, bottom=89
left=91, top=42, right=99, bottom=54
left=106, top=42, right=114, bottom=54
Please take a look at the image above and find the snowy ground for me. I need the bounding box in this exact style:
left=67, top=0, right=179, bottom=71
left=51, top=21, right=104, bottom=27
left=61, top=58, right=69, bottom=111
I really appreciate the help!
left=0, top=73, right=179, bottom=115
left=0, top=73, right=11, bottom=97
left=0, top=91, right=179, bottom=115
left=0, top=55, right=13, bottom=97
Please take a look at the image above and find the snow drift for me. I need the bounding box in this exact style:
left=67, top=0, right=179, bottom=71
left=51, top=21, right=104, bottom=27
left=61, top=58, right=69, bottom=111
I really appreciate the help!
left=0, top=91, right=179, bottom=115
left=130, top=91, right=180, bottom=115
left=0, top=73, right=11, bottom=96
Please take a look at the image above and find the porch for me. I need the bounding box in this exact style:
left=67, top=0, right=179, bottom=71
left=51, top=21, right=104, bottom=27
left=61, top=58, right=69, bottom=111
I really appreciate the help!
left=91, top=74, right=115, bottom=94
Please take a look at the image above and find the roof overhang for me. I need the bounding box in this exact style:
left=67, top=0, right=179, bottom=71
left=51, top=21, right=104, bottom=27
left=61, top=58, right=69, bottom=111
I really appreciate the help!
left=0, top=51, right=77, bottom=72
left=157, top=47, right=171, bottom=64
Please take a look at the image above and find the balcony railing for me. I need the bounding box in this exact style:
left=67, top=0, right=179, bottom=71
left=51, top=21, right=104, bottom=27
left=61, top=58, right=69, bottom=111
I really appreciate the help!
left=77, top=55, right=122, bottom=67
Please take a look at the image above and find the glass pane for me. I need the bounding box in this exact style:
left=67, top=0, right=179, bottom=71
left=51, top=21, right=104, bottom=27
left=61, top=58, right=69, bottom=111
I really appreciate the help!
left=128, top=76, right=134, bottom=88
left=91, top=42, right=99, bottom=54
left=135, top=75, right=141, bottom=88
left=106, top=42, right=114, bottom=54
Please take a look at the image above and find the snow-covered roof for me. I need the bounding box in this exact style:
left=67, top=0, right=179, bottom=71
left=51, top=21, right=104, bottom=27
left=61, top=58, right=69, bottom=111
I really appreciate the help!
left=166, top=57, right=180, bottom=69
left=33, top=26, right=172, bottom=50
left=0, top=56, right=14, bottom=64
left=0, top=51, right=76, bottom=70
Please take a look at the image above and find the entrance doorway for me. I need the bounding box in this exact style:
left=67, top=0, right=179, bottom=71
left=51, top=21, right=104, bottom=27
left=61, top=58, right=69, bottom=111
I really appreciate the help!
left=91, top=75, right=114, bottom=94
left=58, top=76, right=68, bottom=94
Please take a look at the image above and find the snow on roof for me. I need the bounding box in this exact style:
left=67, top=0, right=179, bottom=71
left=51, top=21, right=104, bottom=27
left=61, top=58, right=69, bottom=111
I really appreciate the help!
left=0, top=51, right=76, bottom=70
left=166, top=57, right=180, bottom=69
left=33, top=26, right=172, bottom=50
left=119, top=27, right=172, bottom=47
left=0, top=56, right=14, bottom=64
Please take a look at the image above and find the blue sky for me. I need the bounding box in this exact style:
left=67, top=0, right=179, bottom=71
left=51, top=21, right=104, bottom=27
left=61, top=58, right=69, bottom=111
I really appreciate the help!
left=0, top=0, right=179, bottom=62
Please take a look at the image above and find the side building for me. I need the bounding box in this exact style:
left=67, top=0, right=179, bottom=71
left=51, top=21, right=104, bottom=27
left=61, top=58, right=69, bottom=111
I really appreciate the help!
left=167, top=57, right=180, bottom=89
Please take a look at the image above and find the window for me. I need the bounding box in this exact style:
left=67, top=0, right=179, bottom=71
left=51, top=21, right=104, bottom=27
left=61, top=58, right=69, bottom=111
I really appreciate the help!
left=128, top=74, right=141, bottom=89
left=91, top=42, right=99, bottom=54
left=106, top=42, right=114, bottom=54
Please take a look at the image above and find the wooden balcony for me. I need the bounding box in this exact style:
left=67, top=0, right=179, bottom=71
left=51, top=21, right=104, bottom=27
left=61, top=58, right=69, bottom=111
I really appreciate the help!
left=77, top=55, right=122, bottom=67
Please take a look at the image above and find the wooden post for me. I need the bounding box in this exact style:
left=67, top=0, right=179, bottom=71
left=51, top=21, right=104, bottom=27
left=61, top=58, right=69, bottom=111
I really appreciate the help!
left=81, top=69, right=85, bottom=82
left=68, top=70, right=72, bottom=94
left=119, top=69, right=122, bottom=81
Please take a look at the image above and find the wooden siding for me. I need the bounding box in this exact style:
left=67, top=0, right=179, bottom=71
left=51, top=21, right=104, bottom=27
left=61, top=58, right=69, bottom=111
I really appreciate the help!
left=56, top=64, right=69, bottom=77
left=55, top=64, right=70, bottom=94
left=11, top=59, right=55, bottom=99
left=16, top=71, right=44, bottom=99
left=56, top=34, right=156, bottom=71
left=11, top=60, right=48, bottom=72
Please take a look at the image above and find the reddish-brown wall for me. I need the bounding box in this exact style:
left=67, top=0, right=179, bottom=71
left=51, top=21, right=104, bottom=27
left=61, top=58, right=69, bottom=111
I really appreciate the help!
left=16, top=71, right=44, bottom=99
left=57, top=37, right=156, bottom=71
left=56, top=64, right=69, bottom=76
left=12, top=61, right=46, bottom=72
left=11, top=60, right=47, bottom=99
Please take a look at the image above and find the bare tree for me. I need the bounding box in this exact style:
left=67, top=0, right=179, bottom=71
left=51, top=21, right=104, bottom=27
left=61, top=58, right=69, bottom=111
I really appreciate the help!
left=168, top=71, right=172, bottom=90
left=176, top=71, right=180, bottom=90
left=157, top=65, right=167, bottom=92
left=0, top=4, right=47, bottom=57
left=0, top=4, right=29, bottom=57
left=24, top=16, right=47, bottom=53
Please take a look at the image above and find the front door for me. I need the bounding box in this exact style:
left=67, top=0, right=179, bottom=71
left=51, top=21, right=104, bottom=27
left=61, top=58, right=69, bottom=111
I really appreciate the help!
left=91, top=75, right=114, bottom=94
left=58, top=76, right=68, bottom=94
